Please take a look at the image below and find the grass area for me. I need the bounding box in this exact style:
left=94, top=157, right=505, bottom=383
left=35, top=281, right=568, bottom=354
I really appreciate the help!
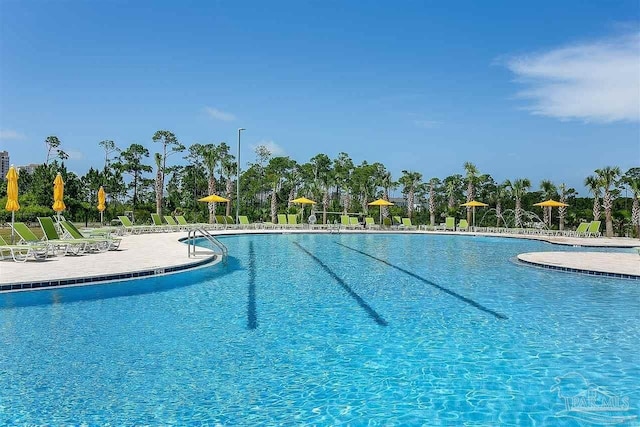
left=1, top=225, right=44, bottom=241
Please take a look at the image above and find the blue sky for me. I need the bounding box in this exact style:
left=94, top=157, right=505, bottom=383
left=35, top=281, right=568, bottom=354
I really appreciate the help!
left=1, top=1, right=638, bottom=195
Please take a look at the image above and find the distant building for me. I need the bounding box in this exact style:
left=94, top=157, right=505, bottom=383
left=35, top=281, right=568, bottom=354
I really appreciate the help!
left=17, top=163, right=40, bottom=175
left=0, top=151, right=9, bottom=180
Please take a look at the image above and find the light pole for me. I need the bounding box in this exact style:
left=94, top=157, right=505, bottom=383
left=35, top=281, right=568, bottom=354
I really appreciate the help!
left=236, top=128, right=245, bottom=224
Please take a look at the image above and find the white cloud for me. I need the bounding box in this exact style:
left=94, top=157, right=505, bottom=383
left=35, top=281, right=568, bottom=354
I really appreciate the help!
left=204, top=107, right=236, bottom=122
left=249, top=140, right=286, bottom=157
left=66, top=150, right=83, bottom=160
left=413, top=119, right=441, bottom=128
left=0, top=129, right=26, bottom=140
left=505, top=32, right=640, bottom=123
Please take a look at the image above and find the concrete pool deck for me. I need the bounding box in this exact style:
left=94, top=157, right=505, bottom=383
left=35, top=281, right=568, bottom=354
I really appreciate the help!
left=1, top=229, right=638, bottom=291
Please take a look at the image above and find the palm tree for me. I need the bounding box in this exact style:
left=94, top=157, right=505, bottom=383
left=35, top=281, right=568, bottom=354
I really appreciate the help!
left=622, top=168, right=640, bottom=238
left=381, top=169, right=396, bottom=221
left=443, top=174, right=463, bottom=211
left=584, top=175, right=602, bottom=222
left=265, top=157, right=292, bottom=223
left=492, top=182, right=509, bottom=227
left=539, top=179, right=557, bottom=226
left=557, top=183, right=576, bottom=231
left=596, top=166, right=621, bottom=237
left=464, top=162, right=479, bottom=225
left=505, top=178, right=531, bottom=228
left=428, top=178, right=440, bottom=226
left=154, top=153, right=163, bottom=215
left=399, top=170, right=423, bottom=219
left=217, top=144, right=235, bottom=216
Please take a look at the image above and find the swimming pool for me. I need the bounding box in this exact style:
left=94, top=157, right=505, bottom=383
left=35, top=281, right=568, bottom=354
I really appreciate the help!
left=1, top=234, right=638, bottom=424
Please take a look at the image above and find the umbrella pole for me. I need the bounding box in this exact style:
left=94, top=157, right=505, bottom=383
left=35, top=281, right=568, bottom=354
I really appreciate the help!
left=11, top=212, right=15, bottom=244
left=101, top=211, right=104, bottom=227
left=472, top=207, right=475, bottom=231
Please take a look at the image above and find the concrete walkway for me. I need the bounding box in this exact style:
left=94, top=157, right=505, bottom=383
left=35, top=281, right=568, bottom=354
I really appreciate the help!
left=0, top=232, right=216, bottom=290
left=518, top=251, right=640, bottom=279
left=1, top=229, right=638, bottom=292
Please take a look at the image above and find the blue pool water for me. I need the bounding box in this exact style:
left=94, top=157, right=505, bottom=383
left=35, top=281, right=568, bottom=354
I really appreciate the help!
left=1, top=234, right=638, bottom=425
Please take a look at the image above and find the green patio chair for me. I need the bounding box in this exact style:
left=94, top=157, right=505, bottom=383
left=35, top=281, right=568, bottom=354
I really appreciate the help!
left=349, top=217, right=362, bottom=229
left=586, top=220, right=601, bottom=237
left=0, top=235, right=49, bottom=262
left=383, top=217, right=392, bottom=228
left=393, top=216, right=403, bottom=227
left=238, top=215, right=253, bottom=228
left=38, top=217, right=99, bottom=254
left=402, top=218, right=416, bottom=230
left=175, top=215, right=210, bottom=230
left=226, top=216, right=239, bottom=228
left=150, top=213, right=171, bottom=232
left=215, top=215, right=228, bottom=228
left=444, top=217, right=456, bottom=231
left=277, top=214, right=289, bottom=228
left=117, top=215, right=150, bottom=234
left=458, top=219, right=469, bottom=231
left=340, top=215, right=350, bottom=227
left=288, top=214, right=302, bottom=228
left=364, top=217, right=379, bottom=229
left=60, top=220, right=121, bottom=251
left=568, top=222, right=589, bottom=237
left=163, top=215, right=184, bottom=231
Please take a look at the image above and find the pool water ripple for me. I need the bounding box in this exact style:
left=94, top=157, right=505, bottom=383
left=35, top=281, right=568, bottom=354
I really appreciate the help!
left=0, top=233, right=638, bottom=424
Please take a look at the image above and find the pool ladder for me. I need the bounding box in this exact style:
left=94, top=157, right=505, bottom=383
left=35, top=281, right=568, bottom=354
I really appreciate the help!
left=187, top=227, right=228, bottom=264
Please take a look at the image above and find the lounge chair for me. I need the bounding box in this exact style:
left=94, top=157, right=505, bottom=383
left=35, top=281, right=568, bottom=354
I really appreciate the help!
left=401, top=218, right=416, bottom=230
left=566, top=222, right=589, bottom=237
left=237, top=215, right=252, bottom=229
left=383, top=217, right=392, bottom=228
left=586, top=220, right=601, bottom=237
left=288, top=214, right=303, bottom=228
left=37, top=217, right=99, bottom=254
left=277, top=214, right=289, bottom=228
left=340, top=215, right=350, bottom=228
left=215, top=215, right=228, bottom=228
left=118, top=215, right=151, bottom=234
left=151, top=213, right=172, bottom=232
left=393, top=216, right=403, bottom=228
left=364, top=217, right=379, bottom=229
left=458, top=219, right=469, bottom=231
left=59, top=220, right=121, bottom=251
left=163, top=215, right=185, bottom=231
left=225, top=216, right=239, bottom=228
left=349, top=217, right=362, bottom=229
left=175, top=215, right=212, bottom=230
left=0, top=235, right=49, bottom=262
left=12, top=221, right=74, bottom=256
left=444, top=217, right=456, bottom=231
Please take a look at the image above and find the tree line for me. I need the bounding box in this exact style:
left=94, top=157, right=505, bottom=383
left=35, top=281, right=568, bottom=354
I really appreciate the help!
left=1, top=131, right=639, bottom=238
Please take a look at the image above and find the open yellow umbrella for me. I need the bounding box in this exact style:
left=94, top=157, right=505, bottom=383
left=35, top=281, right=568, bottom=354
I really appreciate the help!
left=52, top=172, right=66, bottom=220
left=5, top=165, right=20, bottom=243
left=460, top=200, right=489, bottom=230
left=533, top=199, right=568, bottom=208
left=533, top=199, right=568, bottom=228
left=97, top=186, right=106, bottom=225
left=198, top=194, right=230, bottom=203
left=291, top=196, right=316, bottom=223
left=368, top=198, right=394, bottom=225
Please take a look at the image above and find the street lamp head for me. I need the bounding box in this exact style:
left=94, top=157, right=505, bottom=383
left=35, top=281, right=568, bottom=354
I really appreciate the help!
left=238, top=128, right=246, bottom=131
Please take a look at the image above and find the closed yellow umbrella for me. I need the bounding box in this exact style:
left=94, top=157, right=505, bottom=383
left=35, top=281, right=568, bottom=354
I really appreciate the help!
left=460, top=200, right=489, bottom=230
left=368, top=198, right=394, bottom=225
left=291, top=197, right=316, bottom=223
left=97, top=186, right=106, bottom=225
left=198, top=194, right=230, bottom=203
left=5, top=165, right=20, bottom=243
left=52, top=172, right=66, bottom=220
